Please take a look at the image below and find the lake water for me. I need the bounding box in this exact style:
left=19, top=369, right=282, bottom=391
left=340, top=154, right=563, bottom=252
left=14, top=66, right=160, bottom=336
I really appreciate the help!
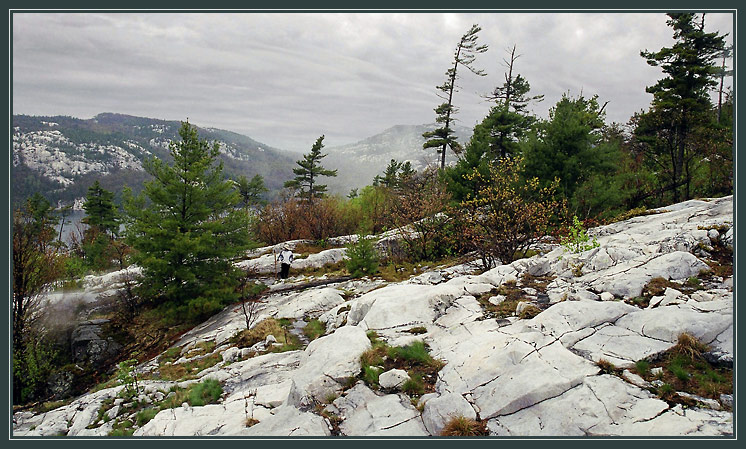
left=55, top=210, right=87, bottom=244
left=54, top=210, right=126, bottom=245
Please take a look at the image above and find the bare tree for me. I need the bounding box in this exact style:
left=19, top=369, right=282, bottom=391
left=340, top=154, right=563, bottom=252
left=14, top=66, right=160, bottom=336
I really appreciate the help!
left=239, top=268, right=265, bottom=331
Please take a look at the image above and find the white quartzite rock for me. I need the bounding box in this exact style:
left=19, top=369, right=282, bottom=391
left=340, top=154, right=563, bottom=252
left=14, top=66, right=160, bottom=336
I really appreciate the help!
left=378, top=369, right=410, bottom=390
left=333, top=384, right=428, bottom=436
left=352, top=283, right=464, bottom=331
left=421, top=392, right=477, bottom=436
left=286, top=326, right=370, bottom=407
left=239, top=405, right=330, bottom=436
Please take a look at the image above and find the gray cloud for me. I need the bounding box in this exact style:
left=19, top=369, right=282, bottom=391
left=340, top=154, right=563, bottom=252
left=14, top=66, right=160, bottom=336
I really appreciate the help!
left=12, top=12, right=734, bottom=152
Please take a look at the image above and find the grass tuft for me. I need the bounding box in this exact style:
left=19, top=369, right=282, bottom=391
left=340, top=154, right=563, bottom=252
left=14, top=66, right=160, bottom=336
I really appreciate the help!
left=672, top=333, right=710, bottom=361
left=387, top=341, right=433, bottom=366
left=519, top=305, right=542, bottom=319
left=187, top=378, right=223, bottom=406
left=596, top=358, right=617, bottom=375
left=303, top=319, right=326, bottom=341
left=401, top=373, right=425, bottom=396
left=440, top=415, right=489, bottom=436
left=135, top=407, right=159, bottom=427
left=635, top=359, right=650, bottom=376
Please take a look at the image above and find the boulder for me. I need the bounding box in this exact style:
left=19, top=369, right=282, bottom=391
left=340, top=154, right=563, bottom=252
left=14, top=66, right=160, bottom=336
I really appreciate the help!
left=571, top=323, right=673, bottom=368
left=471, top=340, right=599, bottom=418
left=590, top=252, right=709, bottom=299
left=354, top=284, right=464, bottom=331
left=378, top=369, right=409, bottom=390
left=239, top=405, right=329, bottom=436
left=421, top=393, right=477, bottom=436
left=286, top=326, right=370, bottom=407
left=334, top=384, right=428, bottom=436
left=488, top=375, right=670, bottom=436
left=47, top=369, right=76, bottom=400
left=488, top=295, right=506, bottom=305
left=135, top=400, right=269, bottom=436
left=615, top=306, right=732, bottom=345
left=222, top=346, right=241, bottom=363
left=273, top=288, right=345, bottom=320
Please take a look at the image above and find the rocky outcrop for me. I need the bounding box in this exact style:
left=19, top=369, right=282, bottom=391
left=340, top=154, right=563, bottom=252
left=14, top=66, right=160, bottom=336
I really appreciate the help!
left=14, top=196, right=734, bottom=437
left=70, top=319, right=122, bottom=366
left=329, top=383, right=428, bottom=436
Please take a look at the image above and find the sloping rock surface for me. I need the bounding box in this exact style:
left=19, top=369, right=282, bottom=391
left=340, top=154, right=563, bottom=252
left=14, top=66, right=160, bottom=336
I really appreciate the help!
left=13, top=196, right=733, bottom=437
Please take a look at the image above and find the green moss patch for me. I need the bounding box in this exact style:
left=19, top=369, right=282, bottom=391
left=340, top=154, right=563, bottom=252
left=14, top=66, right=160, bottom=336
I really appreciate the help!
left=633, top=334, right=732, bottom=407
left=358, top=334, right=443, bottom=398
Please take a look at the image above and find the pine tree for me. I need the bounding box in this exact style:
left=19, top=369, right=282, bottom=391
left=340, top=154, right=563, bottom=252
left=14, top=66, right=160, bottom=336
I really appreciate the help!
left=521, top=93, right=622, bottom=216
left=445, top=46, right=542, bottom=202
left=480, top=45, right=543, bottom=159
left=373, top=159, right=403, bottom=187
left=83, top=180, right=118, bottom=236
left=284, top=135, right=338, bottom=203
left=638, top=13, right=725, bottom=202
left=235, top=174, right=268, bottom=208
left=423, top=24, right=488, bottom=170
left=124, top=122, right=251, bottom=321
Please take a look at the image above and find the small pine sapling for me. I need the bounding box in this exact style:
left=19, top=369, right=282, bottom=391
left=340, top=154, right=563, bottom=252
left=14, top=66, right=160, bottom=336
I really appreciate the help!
left=117, top=359, right=139, bottom=398
left=561, top=215, right=599, bottom=254
left=345, top=236, right=380, bottom=278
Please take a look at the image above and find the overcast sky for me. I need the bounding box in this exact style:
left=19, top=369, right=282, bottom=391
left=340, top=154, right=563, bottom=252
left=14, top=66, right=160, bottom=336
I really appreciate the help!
left=12, top=12, right=734, bottom=153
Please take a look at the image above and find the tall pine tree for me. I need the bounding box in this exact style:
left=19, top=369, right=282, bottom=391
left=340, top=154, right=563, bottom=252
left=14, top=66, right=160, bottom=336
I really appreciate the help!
left=284, top=135, right=338, bottom=203
left=480, top=45, right=543, bottom=159
left=445, top=45, right=542, bottom=202
left=637, top=13, right=725, bottom=202
left=125, top=122, right=251, bottom=321
left=423, top=24, right=488, bottom=170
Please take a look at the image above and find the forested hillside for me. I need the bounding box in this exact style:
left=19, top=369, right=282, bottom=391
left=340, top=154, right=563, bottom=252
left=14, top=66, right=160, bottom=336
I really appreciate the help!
left=12, top=113, right=295, bottom=207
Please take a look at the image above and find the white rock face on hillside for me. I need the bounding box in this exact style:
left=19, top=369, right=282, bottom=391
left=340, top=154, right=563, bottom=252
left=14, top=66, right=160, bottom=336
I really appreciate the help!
left=13, top=196, right=734, bottom=437
left=13, top=129, right=144, bottom=186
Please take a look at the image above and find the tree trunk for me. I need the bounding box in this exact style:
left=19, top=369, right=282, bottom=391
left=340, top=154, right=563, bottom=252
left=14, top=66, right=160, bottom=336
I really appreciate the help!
left=441, top=47, right=462, bottom=170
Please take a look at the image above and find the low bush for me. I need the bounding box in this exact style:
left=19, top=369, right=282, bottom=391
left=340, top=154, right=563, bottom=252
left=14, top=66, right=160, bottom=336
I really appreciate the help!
left=457, top=158, right=564, bottom=269
left=561, top=215, right=599, bottom=254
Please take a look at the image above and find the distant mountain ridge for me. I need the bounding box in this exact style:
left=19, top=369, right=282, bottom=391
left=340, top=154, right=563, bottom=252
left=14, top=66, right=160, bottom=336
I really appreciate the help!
left=323, top=123, right=473, bottom=194
left=11, top=113, right=296, bottom=207
left=12, top=114, right=474, bottom=207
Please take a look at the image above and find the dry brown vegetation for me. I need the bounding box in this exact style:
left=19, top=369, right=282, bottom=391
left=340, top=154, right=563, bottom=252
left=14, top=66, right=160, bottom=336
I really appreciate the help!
left=440, top=415, right=489, bottom=436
